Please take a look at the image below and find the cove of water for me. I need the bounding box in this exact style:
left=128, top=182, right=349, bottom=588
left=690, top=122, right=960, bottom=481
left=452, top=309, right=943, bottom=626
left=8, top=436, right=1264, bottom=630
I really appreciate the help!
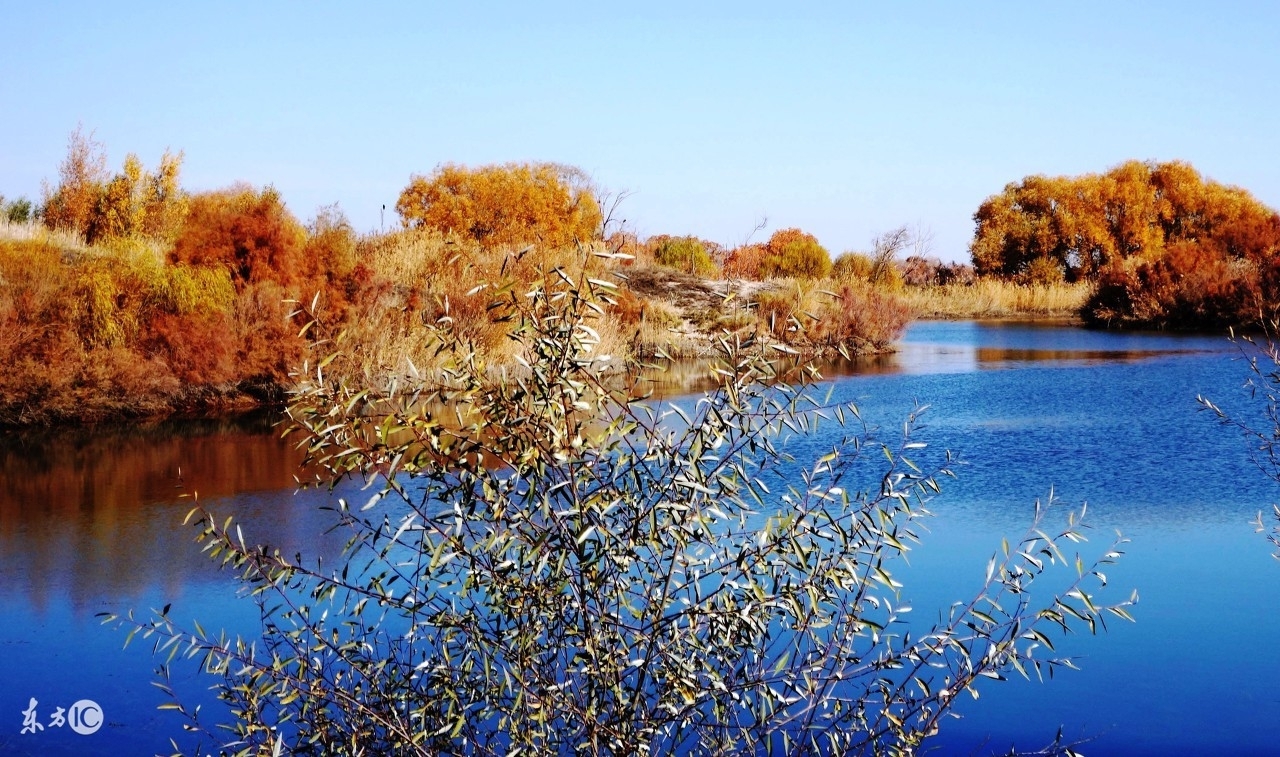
left=1, top=320, right=1277, bottom=755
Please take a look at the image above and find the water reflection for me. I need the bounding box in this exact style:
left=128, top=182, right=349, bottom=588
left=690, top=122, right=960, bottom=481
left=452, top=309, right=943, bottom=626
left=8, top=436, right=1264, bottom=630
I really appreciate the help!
left=636, top=321, right=1239, bottom=392
left=0, top=414, right=343, bottom=619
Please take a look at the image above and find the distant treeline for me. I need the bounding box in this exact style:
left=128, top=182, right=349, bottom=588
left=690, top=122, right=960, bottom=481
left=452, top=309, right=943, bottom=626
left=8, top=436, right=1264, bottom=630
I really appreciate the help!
left=4, top=129, right=1275, bottom=424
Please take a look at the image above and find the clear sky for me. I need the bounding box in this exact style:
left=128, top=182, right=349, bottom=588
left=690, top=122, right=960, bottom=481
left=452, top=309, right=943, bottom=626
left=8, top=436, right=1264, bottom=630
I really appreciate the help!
left=2, top=1, right=1278, bottom=261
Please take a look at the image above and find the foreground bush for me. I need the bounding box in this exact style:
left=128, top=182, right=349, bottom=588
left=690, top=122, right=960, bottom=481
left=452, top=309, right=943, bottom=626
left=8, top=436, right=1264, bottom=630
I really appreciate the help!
left=1199, top=331, right=1280, bottom=559
left=106, top=272, right=1133, bottom=755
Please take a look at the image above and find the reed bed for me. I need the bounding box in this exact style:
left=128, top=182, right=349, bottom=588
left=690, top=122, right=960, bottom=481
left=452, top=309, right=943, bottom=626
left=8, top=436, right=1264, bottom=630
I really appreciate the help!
left=900, top=279, right=1092, bottom=320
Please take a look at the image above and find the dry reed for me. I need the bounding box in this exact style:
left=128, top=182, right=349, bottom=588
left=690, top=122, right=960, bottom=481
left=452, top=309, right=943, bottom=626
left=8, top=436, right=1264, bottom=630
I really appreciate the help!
left=899, top=279, right=1092, bottom=320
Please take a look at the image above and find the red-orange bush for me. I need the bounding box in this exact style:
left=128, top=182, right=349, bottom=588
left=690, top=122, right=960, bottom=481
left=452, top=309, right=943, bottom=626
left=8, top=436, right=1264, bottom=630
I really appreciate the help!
left=172, top=186, right=307, bottom=289
left=724, top=244, right=767, bottom=279
left=1083, top=240, right=1271, bottom=329
left=232, top=281, right=307, bottom=387
left=143, top=312, right=238, bottom=385
left=821, top=285, right=913, bottom=352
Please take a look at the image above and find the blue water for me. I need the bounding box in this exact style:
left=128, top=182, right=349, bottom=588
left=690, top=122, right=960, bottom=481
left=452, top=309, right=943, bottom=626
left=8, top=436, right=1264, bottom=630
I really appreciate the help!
left=1, top=322, right=1278, bottom=755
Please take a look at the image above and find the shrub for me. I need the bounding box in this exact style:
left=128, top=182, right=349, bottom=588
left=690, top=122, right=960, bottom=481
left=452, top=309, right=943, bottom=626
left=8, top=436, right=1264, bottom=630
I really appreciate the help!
left=898, top=256, right=970, bottom=288
left=106, top=273, right=1132, bottom=755
left=648, top=234, right=718, bottom=277
left=1081, top=240, right=1271, bottom=329
left=303, top=204, right=369, bottom=314
left=143, top=311, right=238, bottom=385
left=231, top=280, right=307, bottom=385
left=604, top=230, right=644, bottom=265
left=607, top=287, right=678, bottom=329
left=755, top=281, right=913, bottom=355
left=832, top=252, right=875, bottom=282
left=2, top=196, right=35, bottom=224
left=396, top=162, right=602, bottom=249
left=936, top=261, right=976, bottom=286
left=754, top=289, right=799, bottom=340
left=172, top=185, right=307, bottom=290
left=1021, top=255, right=1067, bottom=287
left=760, top=228, right=832, bottom=279
left=820, top=283, right=914, bottom=353
left=723, top=243, right=767, bottom=279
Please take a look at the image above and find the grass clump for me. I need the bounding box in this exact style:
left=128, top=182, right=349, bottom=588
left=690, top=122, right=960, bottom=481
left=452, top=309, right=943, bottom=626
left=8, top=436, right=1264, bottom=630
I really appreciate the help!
left=900, top=279, right=1092, bottom=320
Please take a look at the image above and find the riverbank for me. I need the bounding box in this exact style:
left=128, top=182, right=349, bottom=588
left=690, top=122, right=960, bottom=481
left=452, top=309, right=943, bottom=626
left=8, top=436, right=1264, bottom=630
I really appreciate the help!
left=0, top=223, right=912, bottom=427
left=1, top=219, right=1102, bottom=428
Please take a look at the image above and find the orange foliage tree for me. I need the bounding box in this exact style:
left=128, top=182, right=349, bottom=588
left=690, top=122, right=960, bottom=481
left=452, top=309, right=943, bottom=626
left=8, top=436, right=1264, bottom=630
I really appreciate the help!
left=41, top=126, right=108, bottom=236
left=971, top=160, right=1278, bottom=282
left=1083, top=217, right=1280, bottom=329
left=395, top=162, right=602, bottom=249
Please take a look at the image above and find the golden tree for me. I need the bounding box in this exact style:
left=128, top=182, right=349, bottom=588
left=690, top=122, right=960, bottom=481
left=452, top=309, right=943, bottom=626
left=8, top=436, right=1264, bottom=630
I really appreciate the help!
left=395, top=162, right=602, bottom=249
left=971, top=160, right=1277, bottom=282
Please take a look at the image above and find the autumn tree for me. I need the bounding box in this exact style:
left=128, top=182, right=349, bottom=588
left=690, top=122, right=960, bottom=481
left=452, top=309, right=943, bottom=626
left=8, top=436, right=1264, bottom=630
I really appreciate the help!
left=395, top=162, right=603, bottom=249
left=972, top=161, right=1280, bottom=328
left=970, top=160, right=1278, bottom=282
left=41, top=126, right=188, bottom=244
left=41, top=125, right=108, bottom=236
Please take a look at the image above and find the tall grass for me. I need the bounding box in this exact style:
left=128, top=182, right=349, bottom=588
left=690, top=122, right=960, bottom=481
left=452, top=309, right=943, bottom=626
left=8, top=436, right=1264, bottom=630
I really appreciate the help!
left=899, top=279, right=1092, bottom=320
left=320, top=230, right=618, bottom=379
left=0, top=218, right=89, bottom=253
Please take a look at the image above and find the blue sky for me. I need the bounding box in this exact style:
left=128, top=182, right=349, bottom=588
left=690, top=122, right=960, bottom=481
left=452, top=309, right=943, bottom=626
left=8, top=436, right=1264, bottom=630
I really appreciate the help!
left=2, top=1, right=1277, bottom=261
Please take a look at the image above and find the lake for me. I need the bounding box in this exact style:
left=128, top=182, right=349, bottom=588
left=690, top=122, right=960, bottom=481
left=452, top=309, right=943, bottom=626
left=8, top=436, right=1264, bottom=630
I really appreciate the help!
left=1, top=320, right=1278, bottom=755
